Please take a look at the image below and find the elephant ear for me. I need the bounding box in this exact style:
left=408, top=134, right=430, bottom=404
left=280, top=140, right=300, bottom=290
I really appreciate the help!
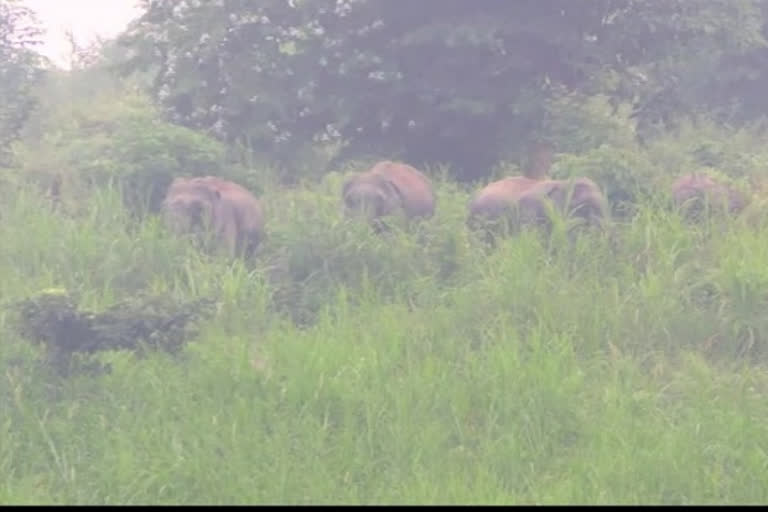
left=546, top=180, right=585, bottom=208
left=516, top=183, right=552, bottom=222
left=377, top=175, right=406, bottom=206
left=564, top=180, right=608, bottom=221
left=537, top=181, right=564, bottom=203
left=341, top=175, right=358, bottom=198
left=530, top=181, right=574, bottom=224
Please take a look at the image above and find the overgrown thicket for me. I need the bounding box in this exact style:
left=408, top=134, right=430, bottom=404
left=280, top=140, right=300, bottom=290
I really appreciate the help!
left=5, top=0, right=768, bottom=505
left=4, top=140, right=768, bottom=503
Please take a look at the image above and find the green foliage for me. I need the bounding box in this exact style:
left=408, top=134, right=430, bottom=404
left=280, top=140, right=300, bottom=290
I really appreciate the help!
left=105, top=114, right=229, bottom=214
left=544, top=91, right=639, bottom=154
left=13, top=69, right=230, bottom=215
left=544, top=114, right=768, bottom=218
left=686, top=0, right=768, bottom=125
left=7, top=288, right=216, bottom=376
left=644, top=117, right=768, bottom=183
left=256, top=171, right=467, bottom=326
left=117, top=0, right=768, bottom=181
left=0, top=0, right=45, bottom=165
left=554, top=146, right=660, bottom=217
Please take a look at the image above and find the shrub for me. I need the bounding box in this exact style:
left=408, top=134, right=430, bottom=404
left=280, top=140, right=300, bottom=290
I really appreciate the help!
left=12, top=70, right=231, bottom=217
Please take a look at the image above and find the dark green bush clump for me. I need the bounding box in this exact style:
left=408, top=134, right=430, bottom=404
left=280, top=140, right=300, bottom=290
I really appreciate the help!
left=8, top=288, right=216, bottom=375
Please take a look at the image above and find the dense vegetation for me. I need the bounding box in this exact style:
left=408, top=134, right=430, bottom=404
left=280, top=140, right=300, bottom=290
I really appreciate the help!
left=3, top=0, right=768, bottom=505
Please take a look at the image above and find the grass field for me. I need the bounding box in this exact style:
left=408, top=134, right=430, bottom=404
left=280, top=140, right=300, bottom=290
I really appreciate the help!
left=2, top=173, right=768, bottom=505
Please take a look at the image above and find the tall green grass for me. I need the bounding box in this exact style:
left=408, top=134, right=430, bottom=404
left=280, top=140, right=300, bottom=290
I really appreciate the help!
left=2, top=175, right=768, bottom=505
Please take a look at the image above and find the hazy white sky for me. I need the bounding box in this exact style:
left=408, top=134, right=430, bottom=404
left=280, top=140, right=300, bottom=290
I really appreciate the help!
left=22, top=0, right=144, bottom=67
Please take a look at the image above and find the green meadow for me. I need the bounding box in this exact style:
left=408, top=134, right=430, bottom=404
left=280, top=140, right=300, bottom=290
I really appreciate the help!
left=3, top=170, right=768, bottom=504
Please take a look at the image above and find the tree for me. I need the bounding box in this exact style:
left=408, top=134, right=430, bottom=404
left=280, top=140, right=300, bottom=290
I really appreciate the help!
left=688, top=0, right=768, bottom=126
left=117, top=0, right=767, bottom=181
left=0, top=0, right=45, bottom=165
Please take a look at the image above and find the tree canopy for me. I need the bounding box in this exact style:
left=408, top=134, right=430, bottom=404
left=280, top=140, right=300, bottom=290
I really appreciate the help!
left=107, top=0, right=768, bottom=179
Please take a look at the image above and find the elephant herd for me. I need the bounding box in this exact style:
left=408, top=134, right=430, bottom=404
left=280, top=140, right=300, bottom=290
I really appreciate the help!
left=160, top=143, right=751, bottom=257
